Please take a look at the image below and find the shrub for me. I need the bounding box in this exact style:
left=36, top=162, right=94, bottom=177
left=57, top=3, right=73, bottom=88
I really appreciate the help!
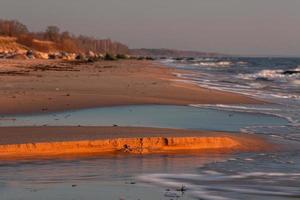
left=116, top=54, right=127, bottom=59
left=104, top=53, right=117, bottom=61
left=145, top=56, right=155, bottom=60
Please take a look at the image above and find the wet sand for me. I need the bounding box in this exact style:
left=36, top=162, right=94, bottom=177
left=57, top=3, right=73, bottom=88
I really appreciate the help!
left=0, top=59, right=262, bottom=115
left=0, top=126, right=271, bottom=159
left=0, top=59, right=269, bottom=159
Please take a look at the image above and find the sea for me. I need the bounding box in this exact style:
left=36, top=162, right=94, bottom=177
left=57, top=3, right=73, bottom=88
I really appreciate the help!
left=150, top=57, right=300, bottom=199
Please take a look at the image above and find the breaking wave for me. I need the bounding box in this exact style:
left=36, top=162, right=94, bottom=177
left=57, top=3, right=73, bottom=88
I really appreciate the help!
left=193, top=61, right=233, bottom=67
left=237, top=66, right=300, bottom=82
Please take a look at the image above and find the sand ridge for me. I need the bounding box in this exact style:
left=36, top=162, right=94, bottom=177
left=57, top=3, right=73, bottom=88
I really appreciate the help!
left=0, top=126, right=271, bottom=159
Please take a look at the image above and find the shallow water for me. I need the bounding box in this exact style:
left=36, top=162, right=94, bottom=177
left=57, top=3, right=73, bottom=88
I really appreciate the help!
left=0, top=153, right=227, bottom=200
left=0, top=105, right=288, bottom=133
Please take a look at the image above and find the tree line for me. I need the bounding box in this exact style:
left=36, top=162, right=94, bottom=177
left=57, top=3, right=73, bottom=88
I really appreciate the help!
left=0, top=19, right=129, bottom=54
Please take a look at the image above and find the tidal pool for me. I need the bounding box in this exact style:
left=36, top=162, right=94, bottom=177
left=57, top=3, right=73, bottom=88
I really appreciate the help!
left=1, top=105, right=288, bottom=133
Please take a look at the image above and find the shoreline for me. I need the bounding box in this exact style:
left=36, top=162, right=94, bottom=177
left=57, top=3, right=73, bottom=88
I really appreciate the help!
left=0, top=59, right=263, bottom=115
left=0, top=59, right=271, bottom=160
left=0, top=126, right=271, bottom=159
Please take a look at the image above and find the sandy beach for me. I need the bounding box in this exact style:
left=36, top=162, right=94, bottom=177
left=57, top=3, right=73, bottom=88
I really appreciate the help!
left=0, top=59, right=270, bottom=159
left=0, top=59, right=262, bottom=115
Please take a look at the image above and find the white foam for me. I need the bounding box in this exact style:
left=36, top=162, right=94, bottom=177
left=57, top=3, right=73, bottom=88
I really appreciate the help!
left=160, top=58, right=175, bottom=63
left=194, top=61, right=232, bottom=67
left=190, top=104, right=281, bottom=111
left=237, top=67, right=300, bottom=82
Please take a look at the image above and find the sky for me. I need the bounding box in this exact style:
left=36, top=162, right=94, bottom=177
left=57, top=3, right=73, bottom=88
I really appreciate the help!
left=1, top=0, right=300, bottom=56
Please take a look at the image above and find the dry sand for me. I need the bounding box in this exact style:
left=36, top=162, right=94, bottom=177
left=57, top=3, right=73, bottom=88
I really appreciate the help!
left=0, top=59, right=262, bottom=115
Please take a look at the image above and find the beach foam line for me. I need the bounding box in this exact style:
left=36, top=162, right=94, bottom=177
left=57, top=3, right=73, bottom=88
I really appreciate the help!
left=0, top=136, right=246, bottom=158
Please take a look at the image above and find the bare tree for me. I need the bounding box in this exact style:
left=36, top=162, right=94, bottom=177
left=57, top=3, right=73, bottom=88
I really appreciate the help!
left=0, top=19, right=28, bottom=36
left=44, top=26, right=60, bottom=41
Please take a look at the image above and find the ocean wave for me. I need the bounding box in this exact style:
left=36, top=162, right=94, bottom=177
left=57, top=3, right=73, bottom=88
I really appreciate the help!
left=282, top=66, right=300, bottom=75
left=237, top=61, right=248, bottom=65
left=193, top=61, right=233, bottom=67
left=177, top=69, right=300, bottom=110
left=237, top=67, right=300, bottom=82
left=160, top=58, right=175, bottom=63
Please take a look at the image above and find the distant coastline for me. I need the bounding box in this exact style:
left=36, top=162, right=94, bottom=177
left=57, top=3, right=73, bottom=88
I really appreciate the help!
left=130, top=48, right=225, bottom=58
left=0, top=19, right=225, bottom=61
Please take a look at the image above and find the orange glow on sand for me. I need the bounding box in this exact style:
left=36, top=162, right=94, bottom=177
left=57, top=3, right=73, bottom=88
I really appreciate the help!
left=0, top=135, right=270, bottom=159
